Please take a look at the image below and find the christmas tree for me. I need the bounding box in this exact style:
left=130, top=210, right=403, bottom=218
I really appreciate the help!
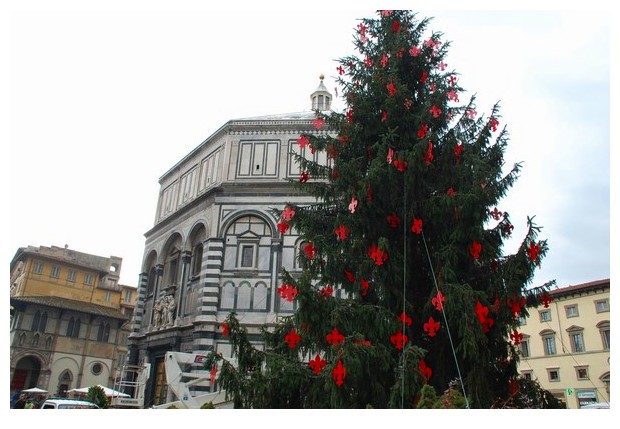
left=206, top=10, right=556, bottom=409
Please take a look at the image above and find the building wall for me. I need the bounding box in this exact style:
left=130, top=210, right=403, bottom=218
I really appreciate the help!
left=516, top=279, right=610, bottom=408
left=9, top=246, right=136, bottom=398
left=128, top=111, right=332, bottom=406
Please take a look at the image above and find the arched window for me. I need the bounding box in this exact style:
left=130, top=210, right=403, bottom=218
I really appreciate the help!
left=191, top=243, right=203, bottom=277
left=566, top=325, right=586, bottom=353
left=540, top=329, right=557, bottom=356
left=147, top=266, right=157, bottom=295
left=66, top=317, right=81, bottom=338
left=220, top=282, right=235, bottom=310
left=597, top=321, right=610, bottom=350
left=97, top=322, right=111, bottom=342
left=58, top=370, right=72, bottom=397
left=31, top=310, right=47, bottom=332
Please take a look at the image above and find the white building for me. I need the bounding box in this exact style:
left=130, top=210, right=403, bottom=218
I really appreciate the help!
left=127, top=78, right=334, bottom=407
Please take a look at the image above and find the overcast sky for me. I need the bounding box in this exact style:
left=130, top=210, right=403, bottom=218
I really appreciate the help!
left=5, top=1, right=614, bottom=293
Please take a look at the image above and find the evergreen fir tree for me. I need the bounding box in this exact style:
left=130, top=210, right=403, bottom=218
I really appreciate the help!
left=205, top=10, right=555, bottom=409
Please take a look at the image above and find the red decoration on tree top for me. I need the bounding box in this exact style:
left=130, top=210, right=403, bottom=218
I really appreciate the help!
left=527, top=242, right=541, bottom=262
left=309, top=354, right=326, bottom=375
left=332, top=360, right=346, bottom=387
left=423, top=316, right=440, bottom=337
left=489, top=207, right=503, bottom=220
left=285, top=329, right=301, bottom=348
left=490, top=117, right=499, bottom=132
left=327, top=327, right=345, bottom=345
left=278, top=283, right=298, bottom=302
left=337, top=65, right=344, bottom=75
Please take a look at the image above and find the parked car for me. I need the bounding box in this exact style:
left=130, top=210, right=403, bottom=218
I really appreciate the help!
left=40, top=398, right=99, bottom=409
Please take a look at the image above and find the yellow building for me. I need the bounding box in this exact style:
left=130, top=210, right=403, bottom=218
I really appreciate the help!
left=9, top=244, right=137, bottom=401
left=516, top=278, right=610, bottom=408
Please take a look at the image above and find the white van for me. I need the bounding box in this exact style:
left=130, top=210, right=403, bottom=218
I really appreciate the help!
left=40, top=398, right=99, bottom=409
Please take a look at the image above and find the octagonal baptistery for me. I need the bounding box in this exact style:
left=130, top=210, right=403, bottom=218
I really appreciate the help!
left=127, top=78, right=334, bottom=407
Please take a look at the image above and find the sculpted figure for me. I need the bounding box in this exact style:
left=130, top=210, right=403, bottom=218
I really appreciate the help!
left=165, top=295, right=176, bottom=327
left=153, top=298, right=163, bottom=328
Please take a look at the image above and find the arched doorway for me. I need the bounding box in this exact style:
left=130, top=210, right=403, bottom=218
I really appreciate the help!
left=11, top=355, right=42, bottom=391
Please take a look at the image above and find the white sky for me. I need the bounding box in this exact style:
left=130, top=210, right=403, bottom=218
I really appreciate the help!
left=4, top=0, right=615, bottom=294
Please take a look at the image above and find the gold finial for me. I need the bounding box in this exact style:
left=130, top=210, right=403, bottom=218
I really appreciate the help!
left=319, top=73, right=325, bottom=81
